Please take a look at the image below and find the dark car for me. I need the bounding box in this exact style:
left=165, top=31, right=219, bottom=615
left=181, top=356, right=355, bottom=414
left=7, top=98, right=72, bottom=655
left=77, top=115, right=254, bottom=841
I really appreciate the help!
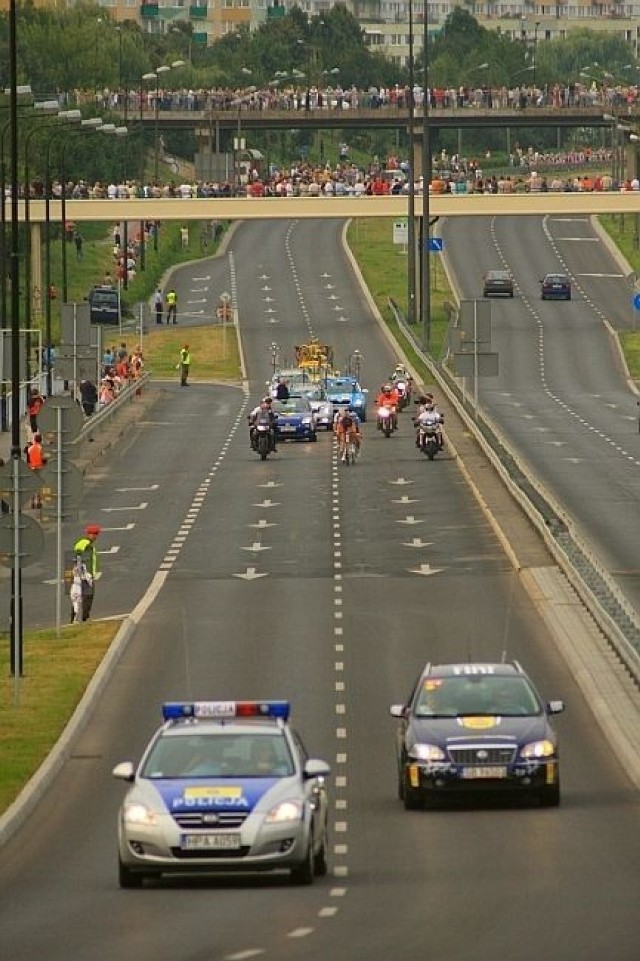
left=273, top=397, right=317, bottom=442
left=390, top=661, right=564, bottom=810
left=541, top=273, right=571, bottom=300
left=483, top=269, right=514, bottom=297
left=87, top=285, right=121, bottom=325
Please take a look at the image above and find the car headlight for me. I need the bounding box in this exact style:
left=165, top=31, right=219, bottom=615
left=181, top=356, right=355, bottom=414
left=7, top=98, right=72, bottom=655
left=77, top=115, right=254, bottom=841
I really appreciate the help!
left=520, top=739, right=556, bottom=759
left=123, top=802, right=158, bottom=826
left=302, top=416, right=312, bottom=424
left=265, top=800, right=304, bottom=824
left=409, top=743, right=446, bottom=762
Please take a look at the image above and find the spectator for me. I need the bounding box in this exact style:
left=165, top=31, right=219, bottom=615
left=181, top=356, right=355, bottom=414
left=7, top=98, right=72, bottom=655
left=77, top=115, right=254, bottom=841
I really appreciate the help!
left=74, top=230, right=83, bottom=260
left=79, top=379, right=98, bottom=417
left=154, top=288, right=163, bottom=325
left=27, top=386, right=45, bottom=436
left=166, top=287, right=178, bottom=324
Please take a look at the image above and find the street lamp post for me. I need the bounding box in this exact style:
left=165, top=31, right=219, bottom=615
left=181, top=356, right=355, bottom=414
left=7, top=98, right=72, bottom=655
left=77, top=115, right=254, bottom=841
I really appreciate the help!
left=533, top=21, right=541, bottom=88
left=421, top=2, right=432, bottom=350
left=142, top=60, right=184, bottom=182
left=407, top=0, right=416, bottom=326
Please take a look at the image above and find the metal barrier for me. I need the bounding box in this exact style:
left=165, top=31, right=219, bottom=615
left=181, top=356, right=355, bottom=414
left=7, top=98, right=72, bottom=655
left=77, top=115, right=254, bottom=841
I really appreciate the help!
left=75, top=372, right=151, bottom=446
left=388, top=297, right=640, bottom=686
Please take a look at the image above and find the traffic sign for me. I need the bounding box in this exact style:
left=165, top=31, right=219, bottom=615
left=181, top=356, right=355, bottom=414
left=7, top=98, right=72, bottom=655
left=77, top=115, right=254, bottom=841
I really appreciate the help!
left=0, top=460, right=43, bottom=497
left=0, top=512, right=45, bottom=566
left=40, top=460, right=84, bottom=504
left=38, top=397, right=84, bottom=439
left=393, top=219, right=408, bottom=245
left=427, top=237, right=444, bottom=252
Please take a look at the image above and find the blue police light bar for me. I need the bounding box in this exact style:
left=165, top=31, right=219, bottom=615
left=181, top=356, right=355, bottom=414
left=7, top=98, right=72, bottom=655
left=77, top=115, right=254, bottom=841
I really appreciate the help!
left=162, top=701, right=290, bottom=722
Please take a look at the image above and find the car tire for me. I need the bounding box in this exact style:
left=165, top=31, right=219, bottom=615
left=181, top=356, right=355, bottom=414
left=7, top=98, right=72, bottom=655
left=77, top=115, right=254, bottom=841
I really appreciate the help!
left=509, top=291, right=514, bottom=298
left=291, top=835, right=315, bottom=885
left=402, top=769, right=423, bottom=811
left=119, top=859, right=145, bottom=889
left=313, top=835, right=328, bottom=877
left=310, top=432, right=317, bottom=443
left=538, top=782, right=561, bottom=808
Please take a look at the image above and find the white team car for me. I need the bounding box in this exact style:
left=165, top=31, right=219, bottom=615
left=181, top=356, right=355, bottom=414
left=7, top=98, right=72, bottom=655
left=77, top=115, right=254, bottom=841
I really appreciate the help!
left=113, top=701, right=330, bottom=887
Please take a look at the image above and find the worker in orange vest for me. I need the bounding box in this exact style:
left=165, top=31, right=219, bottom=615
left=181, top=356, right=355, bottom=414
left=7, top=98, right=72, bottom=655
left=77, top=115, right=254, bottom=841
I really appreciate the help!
left=25, top=432, right=47, bottom=509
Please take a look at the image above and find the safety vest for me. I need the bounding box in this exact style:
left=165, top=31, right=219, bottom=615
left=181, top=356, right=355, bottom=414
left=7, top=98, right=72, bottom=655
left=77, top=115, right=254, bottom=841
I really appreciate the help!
left=166, top=291, right=177, bottom=306
left=73, top=537, right=99, bottom=576
left=27, top=443, right=45, bottom=469
left=180, top=348, right=190, bottom=365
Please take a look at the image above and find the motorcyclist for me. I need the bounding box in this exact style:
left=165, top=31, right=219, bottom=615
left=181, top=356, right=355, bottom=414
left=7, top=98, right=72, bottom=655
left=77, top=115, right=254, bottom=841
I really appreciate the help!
left=375, top=384, right=399, bottom=430
left=414, top=397, right=444, bottom=450
left=333, top=407, right=362, bottom=460
left=248, top=397, right=278, bottom=452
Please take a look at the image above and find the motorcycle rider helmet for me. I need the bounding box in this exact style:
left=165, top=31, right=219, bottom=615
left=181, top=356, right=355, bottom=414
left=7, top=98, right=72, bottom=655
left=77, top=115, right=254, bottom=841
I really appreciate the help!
left=383, top=384, right=392, bottom=393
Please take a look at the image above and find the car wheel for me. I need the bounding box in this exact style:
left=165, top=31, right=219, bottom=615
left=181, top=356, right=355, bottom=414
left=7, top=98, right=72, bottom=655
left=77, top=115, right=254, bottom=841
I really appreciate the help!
left=119, top=859, right=145, bottom=889
left=313, top=835, right=328, bottom=877
left=310, top=432, right=317, bottom=443
left=509, top=291, right=514, bottom=298
left=567, top=294, right=572, bottom=301
left=291, top=835, right=315, bottom=885
left=403, top=769, right=423, bottom=811
left=538, top=782, right=561, bottom=808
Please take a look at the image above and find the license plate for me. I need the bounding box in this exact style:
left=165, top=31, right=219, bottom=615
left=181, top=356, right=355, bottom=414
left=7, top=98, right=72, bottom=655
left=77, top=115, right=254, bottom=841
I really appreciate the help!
left=461, top=766, right=508, bottom=780
left=181, top=833, right=241, bottom=850
left=281, top=425, right=297, bottom=432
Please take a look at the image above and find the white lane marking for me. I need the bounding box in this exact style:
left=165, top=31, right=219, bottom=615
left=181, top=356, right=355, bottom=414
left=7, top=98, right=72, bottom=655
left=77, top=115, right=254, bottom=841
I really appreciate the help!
left=225, top=951, right=265, bottom=960
left=392, top=495, right=419, bottom=504
left=241, top=543, right=271, bottom=552
left=253, top=499, right=279, bottom=508
left=100, top=523, right=135, bottom=531
left=408, top=563, right=446, bottom=576
left=101, top=502, right=148, bottom=512
left=233, top=567, right=268, bottom=580
left=97, top=546, right=120, bottom=555
left=404, top=538, right=433, bottom=548
left=577, top=271, right=624, bottom=277
left=389, top=477, right=413, bottom=485
left=319, top=907, right=338, bottom=917
left=397, top=515, right=424, bottom=525
left=116, top=485, right=158, bottom=492
left=190, top=286, right=209, bottom=293
left=287, top=929, right=314, bottom=939
left=192, top=274, right=211, bottom=281
left=555, top=237, right=599, bottom=242
left=249, top=520, right=276, bottom=529
left=187, top=298, right=207, bottom=305
left=258, top=481, right=282, bottom=488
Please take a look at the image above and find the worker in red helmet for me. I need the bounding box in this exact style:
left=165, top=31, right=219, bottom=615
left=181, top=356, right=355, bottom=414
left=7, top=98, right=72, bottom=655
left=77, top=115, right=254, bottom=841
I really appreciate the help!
left=71, top=524, right=102, bottom=621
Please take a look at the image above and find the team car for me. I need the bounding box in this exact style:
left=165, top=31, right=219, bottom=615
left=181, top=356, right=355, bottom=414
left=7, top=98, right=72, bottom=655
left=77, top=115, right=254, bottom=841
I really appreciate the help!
left=483, top=269, right=514, bottom=298
left=113, top=700, right=331, bottom=887
left=289, top=384, right=334, bottom=430
left=324, top=376, right=368, bottom=422
left=273, top=396, right=317, bottom=442
left=390, top=661, right=564, bottom=810
left=541, top=272, right=572, bottom=300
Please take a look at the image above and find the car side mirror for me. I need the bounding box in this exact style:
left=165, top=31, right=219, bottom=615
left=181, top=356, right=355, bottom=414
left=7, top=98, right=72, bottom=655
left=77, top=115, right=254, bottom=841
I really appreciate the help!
left=112, top=761, right=136, bottom=782
left=389, top=704, right=405, bottom=718
left=547, top=700, right=564, bottom=715
left=304, top=758, right=331, bottom=779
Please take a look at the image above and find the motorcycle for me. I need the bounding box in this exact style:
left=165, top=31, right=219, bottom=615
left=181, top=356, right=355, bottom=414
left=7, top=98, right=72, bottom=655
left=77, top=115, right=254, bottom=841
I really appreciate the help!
left=417, top=423, right=440, bottom=460
left=395, top=381, right=409, bottom=412
left=253, top=422, right=273, bottom=460
left=377, top=404, right=395, bottom=438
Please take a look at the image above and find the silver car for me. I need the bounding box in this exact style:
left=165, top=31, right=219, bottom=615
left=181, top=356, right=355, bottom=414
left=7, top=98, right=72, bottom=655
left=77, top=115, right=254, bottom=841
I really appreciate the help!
left=289, top=384, right=334, bottom=430
left=113, top=701, right=330, bottom=887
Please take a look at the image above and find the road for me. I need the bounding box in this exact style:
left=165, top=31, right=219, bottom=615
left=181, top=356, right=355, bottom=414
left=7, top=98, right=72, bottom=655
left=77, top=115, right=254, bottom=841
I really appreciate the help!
left=1, top=219, right=639, bottom=961
left=443, top=213, right=640, bottom=613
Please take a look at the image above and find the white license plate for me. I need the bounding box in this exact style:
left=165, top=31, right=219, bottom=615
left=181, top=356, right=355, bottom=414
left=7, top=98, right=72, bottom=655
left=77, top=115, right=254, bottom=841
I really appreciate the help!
left=281, top=425, right=297, bottom=432
left=181, top=833, right=241, bottom=850
left=461, top=766, right=508, bottom=780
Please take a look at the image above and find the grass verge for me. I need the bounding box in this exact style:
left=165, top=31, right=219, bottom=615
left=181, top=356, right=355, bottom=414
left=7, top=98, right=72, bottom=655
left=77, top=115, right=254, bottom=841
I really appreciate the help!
left=598, top=214, right=640, bottom=380
left=0, top=621, right=121, bottom=813
left=143, top=323, right=242, bottom=382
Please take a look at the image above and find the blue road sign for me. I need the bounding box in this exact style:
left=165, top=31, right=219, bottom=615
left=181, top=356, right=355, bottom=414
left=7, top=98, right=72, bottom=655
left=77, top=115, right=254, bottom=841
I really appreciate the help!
left=427, top=237, right=444, bottom=252
left=633, top=292, right=640, bottom=311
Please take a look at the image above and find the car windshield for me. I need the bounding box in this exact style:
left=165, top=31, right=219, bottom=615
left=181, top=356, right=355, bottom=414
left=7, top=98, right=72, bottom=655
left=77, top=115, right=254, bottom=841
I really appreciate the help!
left=326, top=379, right=357, bottom=392
left=487, top=271, right=509, bottom=280
left=414, top=676, right=542, bottom=717
left=274, top=398, right=311, bottom=414
left=141, top=732, right=295, bottom=778
left=545, top=274, right=567, bottom=283
left=291, top=387, right=325, bottom=402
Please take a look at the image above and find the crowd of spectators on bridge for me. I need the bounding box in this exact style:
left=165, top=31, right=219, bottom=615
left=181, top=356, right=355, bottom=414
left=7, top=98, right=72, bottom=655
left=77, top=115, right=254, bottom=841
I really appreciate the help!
left=60, top=79, right=640, bottom=115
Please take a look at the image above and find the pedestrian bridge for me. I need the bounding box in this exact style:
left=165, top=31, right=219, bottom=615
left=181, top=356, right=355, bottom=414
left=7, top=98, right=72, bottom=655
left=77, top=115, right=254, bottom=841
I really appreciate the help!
left=14, top=192, right=640, bottom=223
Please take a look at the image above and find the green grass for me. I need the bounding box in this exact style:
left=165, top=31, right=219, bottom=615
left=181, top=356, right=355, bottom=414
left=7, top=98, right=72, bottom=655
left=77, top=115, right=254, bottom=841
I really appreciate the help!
left=596, top=214, right=640, bottom=380
left=143, top=324, right=242, bottom=382
left=0, top=622, right=120, bottom=812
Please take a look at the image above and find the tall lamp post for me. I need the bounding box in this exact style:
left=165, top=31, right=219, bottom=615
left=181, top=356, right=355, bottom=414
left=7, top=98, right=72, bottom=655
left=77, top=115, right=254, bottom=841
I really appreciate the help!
left=420, top=1, right=432, bottom=349
left=533, top=21, right=541, bottom=88
left=407, top=0, right=416, bottom=326
left=142, top=60, right=184, bottom=183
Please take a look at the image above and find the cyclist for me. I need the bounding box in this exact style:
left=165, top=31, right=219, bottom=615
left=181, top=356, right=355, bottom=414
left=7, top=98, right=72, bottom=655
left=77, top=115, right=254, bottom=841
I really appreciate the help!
left=334, top=407, right=361, bottom=462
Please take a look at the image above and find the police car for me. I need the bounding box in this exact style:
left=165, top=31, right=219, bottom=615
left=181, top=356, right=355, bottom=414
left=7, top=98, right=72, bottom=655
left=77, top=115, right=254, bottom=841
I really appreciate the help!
left=113, top=701, right=330, bottom=887
left=390, top=662, right=564, bottom=809
left=324, top=376, right=368, bottom=422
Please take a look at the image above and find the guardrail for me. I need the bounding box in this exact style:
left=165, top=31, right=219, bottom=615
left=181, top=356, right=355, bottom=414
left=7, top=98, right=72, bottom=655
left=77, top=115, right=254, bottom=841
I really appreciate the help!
left=388, top=297, right=640, bottom=686
left=74, top=372, right=151, bottom=446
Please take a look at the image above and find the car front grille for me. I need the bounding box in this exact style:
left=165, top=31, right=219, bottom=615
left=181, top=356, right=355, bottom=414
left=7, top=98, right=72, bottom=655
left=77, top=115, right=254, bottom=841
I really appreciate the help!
left=448, top=746, right=517, bottom=765
left=172, top=811, right=249, bottom=830
left=170, top=846, right=251, bottom=860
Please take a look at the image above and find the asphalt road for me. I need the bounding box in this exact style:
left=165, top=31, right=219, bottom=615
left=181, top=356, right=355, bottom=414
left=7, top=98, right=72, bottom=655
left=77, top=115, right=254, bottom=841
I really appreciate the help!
left=444, top=213, right=640, bottom=611
left=1, top=219, right=639, bottom=961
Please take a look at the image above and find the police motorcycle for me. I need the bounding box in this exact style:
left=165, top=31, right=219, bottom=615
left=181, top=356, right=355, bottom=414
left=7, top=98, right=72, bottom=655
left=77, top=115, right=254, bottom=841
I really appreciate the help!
left=249, top=406, right=276, bottom=460
left=391, top=366, right=411, bottom=411
left=414, top=405, right=441, bottom=460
